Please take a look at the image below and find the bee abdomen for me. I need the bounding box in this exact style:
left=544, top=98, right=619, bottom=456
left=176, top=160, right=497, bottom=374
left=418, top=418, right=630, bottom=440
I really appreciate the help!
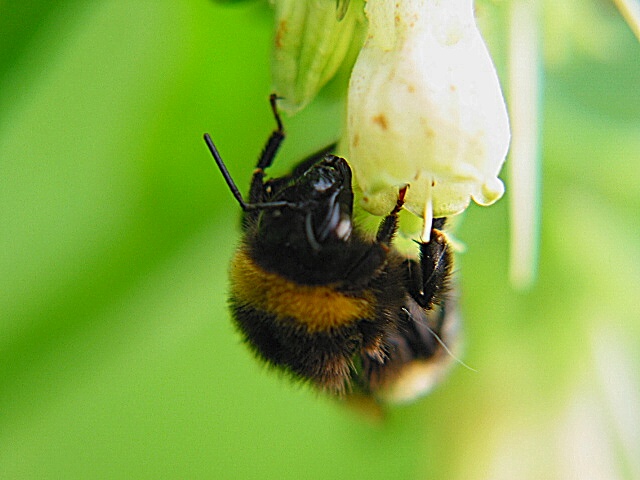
left=230, top=248, right=377, bottom=332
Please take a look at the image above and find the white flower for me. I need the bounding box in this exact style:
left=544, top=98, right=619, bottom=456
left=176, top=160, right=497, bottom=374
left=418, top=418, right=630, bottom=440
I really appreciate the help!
left=347, top=0, right=510, bottom=238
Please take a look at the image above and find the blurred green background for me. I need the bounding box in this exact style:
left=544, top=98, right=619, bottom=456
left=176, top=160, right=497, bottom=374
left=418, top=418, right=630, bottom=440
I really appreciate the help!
left=1, top=1, right=639, bottom=479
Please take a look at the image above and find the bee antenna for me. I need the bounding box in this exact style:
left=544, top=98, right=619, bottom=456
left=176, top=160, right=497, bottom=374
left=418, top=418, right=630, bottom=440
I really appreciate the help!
left=203, top=132, right=306, bottom=212
left=204, top=133, right=251, bottom=210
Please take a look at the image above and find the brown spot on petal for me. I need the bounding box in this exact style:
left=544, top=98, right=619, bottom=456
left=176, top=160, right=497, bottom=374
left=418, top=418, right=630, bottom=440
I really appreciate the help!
left=372, top=114, right=388, bottom=130
left=275, top=20, right=287, bottom=49
left=352, top=133, right=360, bottom=148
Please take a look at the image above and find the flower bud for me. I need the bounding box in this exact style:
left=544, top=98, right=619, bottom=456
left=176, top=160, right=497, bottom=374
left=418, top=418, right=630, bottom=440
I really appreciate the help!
left=348, top=0, right=510, bottom=236
left=272, top=0, right=363, bottom=113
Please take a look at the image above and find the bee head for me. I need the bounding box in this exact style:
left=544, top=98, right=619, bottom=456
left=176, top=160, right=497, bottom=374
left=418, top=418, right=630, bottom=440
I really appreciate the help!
left=253, top=155, right=358, bottom=283
left=259, top=155, right=353, bottom=248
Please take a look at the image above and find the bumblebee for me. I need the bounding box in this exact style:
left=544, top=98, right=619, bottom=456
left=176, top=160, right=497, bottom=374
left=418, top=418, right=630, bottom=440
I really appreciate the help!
left=204, top=95, right=459, bottom=403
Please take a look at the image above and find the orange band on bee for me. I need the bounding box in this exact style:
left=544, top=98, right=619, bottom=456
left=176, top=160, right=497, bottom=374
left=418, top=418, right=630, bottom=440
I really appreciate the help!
left=230, top=249, right=375, bottom=332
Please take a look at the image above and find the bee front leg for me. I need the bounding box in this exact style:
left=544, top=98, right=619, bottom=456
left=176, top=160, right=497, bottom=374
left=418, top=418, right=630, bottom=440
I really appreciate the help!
left=375, top=186, right=408, bottom=246
left=248, top=94, right=286, bottom=203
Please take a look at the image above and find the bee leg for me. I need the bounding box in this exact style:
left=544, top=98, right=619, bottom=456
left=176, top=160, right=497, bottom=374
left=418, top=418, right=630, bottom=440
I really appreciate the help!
left=248, top=94, right=286, bottom=203
left=343, top=187, right=407, bottom=283
left=404, top=257, right=423, bottom=302
left=413, top=228, right=452, bottom=310
left=375, top=186, right=408, bottom=245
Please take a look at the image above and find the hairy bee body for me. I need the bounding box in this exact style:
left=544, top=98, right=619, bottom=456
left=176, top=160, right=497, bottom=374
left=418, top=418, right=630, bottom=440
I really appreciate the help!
left=204, top=96, right=458, bottom=402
